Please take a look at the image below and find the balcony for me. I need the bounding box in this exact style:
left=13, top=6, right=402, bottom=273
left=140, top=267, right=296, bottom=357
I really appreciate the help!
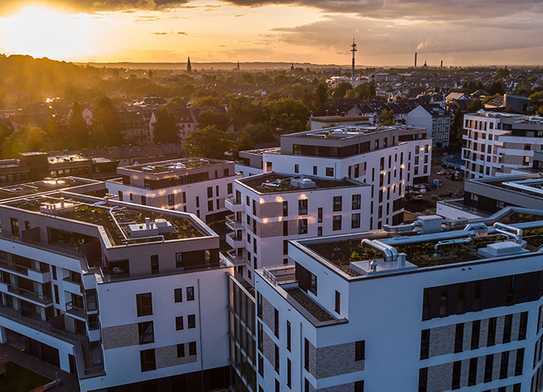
left=63, top=276, right=82, bottom=295
left=226, top=216, right=244, bottom=231
left=225, top=249, right=245, bottom=266
left=262, top=265, right=296, bottom=286
left=225, top=197, right=243, bottom=212
left=66, top=301, right=86, bottom=321
left=226, top=232, right=244, bottom=249
left=0, top=260, right=52, bottom=284
left=7, top=285, right=53, bottom=307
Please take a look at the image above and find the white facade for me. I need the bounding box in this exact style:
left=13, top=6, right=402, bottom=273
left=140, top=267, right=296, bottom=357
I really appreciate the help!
left=462, top=111, right=543, bottom=179
left=226, top=174, right=371, bottom=283
left=255, top=214, right=543, bottom=392
left=407, top=105, right=451, bottom=148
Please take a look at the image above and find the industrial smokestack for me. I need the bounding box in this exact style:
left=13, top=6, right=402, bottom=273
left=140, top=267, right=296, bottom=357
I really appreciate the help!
left=440, top=59, right=443, bottom=69
left=414, top=52, right=418, bottom=68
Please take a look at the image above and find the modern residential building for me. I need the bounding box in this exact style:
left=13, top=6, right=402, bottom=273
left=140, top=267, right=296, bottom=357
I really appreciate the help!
left=254, top=210, right=543, bottom=392
left=309, top=115, right=375, bottom=130
left=0, top=152, right=119, bottom=185
left=106, top=158, right=238, bottom=222
left=407, top=104, right=452, bottom=148
left=0, top=177, right=234, bottom=391
left=437, top=174, right=543, bottom=220
left=462, top=111, right=543, bottom=179
left=225, top=173, right=370, bottom=283
left=259, top=124, right=432, bottom=229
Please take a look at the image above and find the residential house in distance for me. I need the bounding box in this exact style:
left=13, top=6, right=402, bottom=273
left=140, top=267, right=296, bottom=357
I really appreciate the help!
left=255, top=210, right=543, bottom=391
left=106, top=158, right=238, bottom=222
left=484, top=94, right=531, bottom=114
left=0, top=177, right=233, bottom=391
left=462, top=111, right=543, bottom=179
left=407, top=104, right=452, bottom=148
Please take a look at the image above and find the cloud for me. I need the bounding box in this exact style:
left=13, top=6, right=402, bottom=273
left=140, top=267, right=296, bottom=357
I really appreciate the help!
left=0, top=0, right=190, bottom=14
left=222, top=0, right=543, bottom=20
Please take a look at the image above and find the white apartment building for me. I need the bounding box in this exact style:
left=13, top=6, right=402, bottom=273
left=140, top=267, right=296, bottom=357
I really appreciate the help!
left=407, top=104, right=452, bottom=148
left=254, top=211, right=543, bottom=392
left=260, top=125, right=432, bottom=229
left=106, top=158, right=238, bottom=223
left=462, top=111, right=543, bottom=180
left=225, top=173, right=371, bottom=283
left=0, top=177, right=234, bottom=391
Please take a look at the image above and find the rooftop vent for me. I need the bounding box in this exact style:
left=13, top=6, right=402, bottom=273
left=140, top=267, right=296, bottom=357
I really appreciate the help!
left=261, top=179, right=282, bottom=189
left=289, top=177, right=316, bottom=189
left=39, top=198, right=77, bottom=215
left=127, top=217, right=174, bottom=238
left=478, top=241, right=528, bottom=258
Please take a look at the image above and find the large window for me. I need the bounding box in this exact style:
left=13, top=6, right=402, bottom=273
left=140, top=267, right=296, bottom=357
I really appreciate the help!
left=136, top=293, right=153, bottom=317
left=140, top=349, right=156, bottom=372
left=333, top=215, right=342, bottom=231
left=298, top=219, right=308, bottom=235
left=187, top=286, right=195, bottom=301
left=298, top=199, right=308, bottom=216
left=352, top=194, right=361, bottom=210
left=138, top=321, right=154, bottom=344
left=333, top=196, right=342, bottom=212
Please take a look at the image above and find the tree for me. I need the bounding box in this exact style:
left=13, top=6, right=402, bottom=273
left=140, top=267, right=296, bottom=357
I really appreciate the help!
left=265, top=98, right=310, bottom=136
left=153, top=108, right=178, bottom=144
left=198, top=109, right=231, bottom=131
left=315, top=82, right=328, bottom=109
left=332, top=82, right=352, bottom=99
left=487, top=80, right=505, bottom=95
left=92, top=97, right=123, bottom=147
left=67, top=102, right=89, bottom=148
left=379, top=108, right=395, bottom=125
left=1, top=125, right=47, bottom=157
left=184, top=125, right=233, bottom=159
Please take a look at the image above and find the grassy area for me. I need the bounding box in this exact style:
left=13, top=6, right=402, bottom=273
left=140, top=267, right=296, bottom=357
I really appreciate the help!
left=0, top=362, right=50, bottom=392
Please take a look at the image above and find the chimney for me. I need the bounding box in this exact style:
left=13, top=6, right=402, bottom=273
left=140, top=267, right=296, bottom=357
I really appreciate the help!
left=440, top=59, right=443, bottom=68
left=414, top=52, right=418, bottom=68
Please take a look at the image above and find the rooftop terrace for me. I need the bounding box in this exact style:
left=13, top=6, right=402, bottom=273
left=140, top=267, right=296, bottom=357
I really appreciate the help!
left=284, top=124, right=419, bottom=141
left=298, top=212, right=543, bottom=279
left=122, top=158, right=231, bottom=174
left=239, top=173, right=364, bottom=194
left=4, top=192, right=206, bottom=246
left=0, top=178, right=98, bottom=201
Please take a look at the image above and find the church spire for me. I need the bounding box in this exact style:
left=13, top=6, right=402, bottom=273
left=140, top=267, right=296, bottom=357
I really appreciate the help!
left=186, top=56, right=192, bottom=73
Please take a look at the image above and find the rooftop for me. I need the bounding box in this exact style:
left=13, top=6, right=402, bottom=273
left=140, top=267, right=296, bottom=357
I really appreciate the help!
left=120, top=158, right=232, bottom=174
left=239, top=173, right=365, bottom=194
left=467, top=110, right=543, bottom=124
left=296, top=212, right=543, bottom=279
left=0, top=178, right=98, bottom=201
left=48, top=154, right=90, bottom=165
left=2, top=191, right=208, bottom=246
left=284, top=124, right=419, bottom=141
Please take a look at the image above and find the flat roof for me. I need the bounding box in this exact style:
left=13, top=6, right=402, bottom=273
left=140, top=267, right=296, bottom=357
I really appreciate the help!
left=120, top=158, right=233, bottom=174
left=0, top=178, right=98, bottom=201
left=296, top=215, right=543, bottom=279
left=239, top=173, right=366, bottom=194
left=284, top=124, right=422, bottom=141
left=4, top=192, right=207, bottom=245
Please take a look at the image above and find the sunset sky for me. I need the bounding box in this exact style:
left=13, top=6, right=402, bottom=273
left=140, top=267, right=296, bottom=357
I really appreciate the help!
left=0, top=0, right=542, bottom=66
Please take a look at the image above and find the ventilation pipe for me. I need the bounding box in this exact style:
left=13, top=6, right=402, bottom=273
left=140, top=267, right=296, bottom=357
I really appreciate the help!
left=361, top=239, right=398, bottom=262
left=493, top=222, right=523, bottom=243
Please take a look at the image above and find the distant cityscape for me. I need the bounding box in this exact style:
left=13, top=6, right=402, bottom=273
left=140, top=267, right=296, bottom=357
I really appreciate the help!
left=1, top=28, right=543, bottom=392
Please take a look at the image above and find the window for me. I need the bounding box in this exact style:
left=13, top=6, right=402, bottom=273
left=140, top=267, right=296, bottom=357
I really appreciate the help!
left=174, top=288, right=183, bottom=303
left=138, top=321, right=154, bottom=344
left=352, top=194, right=361, bottom=210
left=298, top=199, right=308, bottom=215
left=207, top=200, right=214, bottom=212
left=275, top=380, right=280, bottom=392
left=355, top=341, right=365, bottom=361
left=333, top=196, right=342, bottom=212
left=468, top=358, right=477, bottom=386
left=325, top=167, right=334, bottom=177
left=420, top=330, right=430, bottom=360
left=354, top=381, right=364, bottom=392
left=282, top=201, right=288, bottom=217
left=176, top=316, right=184, bottom=330
left=335, top=291, right=341, bottom=314
left=207, top=187, right=213, bottom=198
left=294, top=164, right=299, bottom=173
left=313, top=166, right=317, bottom=175
left=136, top=293, right=153, bottom=317
left=451, top=361, right=461, bottom=389
left=177, top=344, right=185, bottom=358
left=175, top=253, right=183, bottom=269
left=287, top=321, right=291, bottom=352
left=454, top=324, right=464, bottom=353
left=140, top=349, right=156, bottom=372
left=352, top=213, right=361, bottom=229
left=274, top=308, right=279, bottom=337
left=317, top=208, right=323, bottom=223
left=258, top=354, right=264, bottom=376
left=168, top=193, right=175, bottom=207
left=150, top=255, right=159, bottom=274
left=189, top=341, right=197, bottom=356
left=118, top=191, right=123, bottom=201
left=487, top=317, right=497, bottom=346
left=298, top=219, right=308, bottom=235
left=141, top=195, right=146, bottom=205
left=333, top=215, right=342, bottom=231
left=484, top=354, right=493, bottom=382
left=187, top=286, right=195, bottom=301
left=274, top=344, right=279, bottom=372
left=188, top=314, right=196, bottom=329
left=287, top=358, right=292, bottom=387
left=304, top=338, right=310, bottom=371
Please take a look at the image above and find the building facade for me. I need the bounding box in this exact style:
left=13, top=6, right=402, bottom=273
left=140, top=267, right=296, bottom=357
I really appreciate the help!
left=407, top=104, right=452, bottom=148
left=106, top=158, right=238, bottom=223
left=254, top=212, right=543, bottom=392
left=462, top=112, right=543, bottom=179
left=0, top=178, right=234, bottom=391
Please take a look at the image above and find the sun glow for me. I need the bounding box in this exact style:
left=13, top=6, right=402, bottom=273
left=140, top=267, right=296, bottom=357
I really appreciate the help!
left=0, top=5, right=98, bottom=60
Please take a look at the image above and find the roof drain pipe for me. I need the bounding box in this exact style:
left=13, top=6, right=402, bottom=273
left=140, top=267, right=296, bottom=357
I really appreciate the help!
left=383, top=221, right=421, bottom=234
left=361, top=239, right=398, bottom=262
left=493, top=222, right=524, bottom=243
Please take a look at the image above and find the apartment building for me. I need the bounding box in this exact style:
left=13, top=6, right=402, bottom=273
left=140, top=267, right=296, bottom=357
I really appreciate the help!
left=437, top=174, right=543, bottom=221
left=254, top=211, right=543, bottom=392
left=462, top=111, right=543, bottom=179
left=0, top=177, right=234, bottom=391
left=225, top=173, right=370, bottom=283
left=407, top=104, right=452, bottom=148
left=106, top=158, right=237, bottom=222
left=259, top=125, right=432, bottom=229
